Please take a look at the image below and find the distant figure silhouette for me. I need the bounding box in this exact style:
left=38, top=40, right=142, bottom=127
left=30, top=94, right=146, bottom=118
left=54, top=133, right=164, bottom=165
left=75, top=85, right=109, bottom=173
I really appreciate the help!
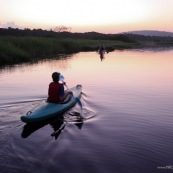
left=98, top=45, right=107, bottom=61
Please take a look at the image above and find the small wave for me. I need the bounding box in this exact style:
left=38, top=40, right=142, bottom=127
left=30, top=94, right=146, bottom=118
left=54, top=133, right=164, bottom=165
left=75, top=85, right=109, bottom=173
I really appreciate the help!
left=0, top=98, right=46, bottom=109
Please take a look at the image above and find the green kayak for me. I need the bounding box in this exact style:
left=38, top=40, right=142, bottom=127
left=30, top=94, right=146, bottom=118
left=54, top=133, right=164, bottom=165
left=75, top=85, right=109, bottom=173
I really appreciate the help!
left=21, top=85, right=82, bottom=123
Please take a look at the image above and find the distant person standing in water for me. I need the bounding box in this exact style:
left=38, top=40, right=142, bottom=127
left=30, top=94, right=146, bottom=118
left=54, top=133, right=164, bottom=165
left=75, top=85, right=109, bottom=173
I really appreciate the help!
left=98, top=45, right=108, bottom=54
left=47, top=72, right=72, bottom=103
left=98, top=45, right=108, bottom=61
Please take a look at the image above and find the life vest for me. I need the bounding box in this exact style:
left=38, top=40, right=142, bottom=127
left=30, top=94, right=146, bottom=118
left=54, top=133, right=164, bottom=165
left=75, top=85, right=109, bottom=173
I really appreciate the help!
left=48, top=82, right=62, bottom=102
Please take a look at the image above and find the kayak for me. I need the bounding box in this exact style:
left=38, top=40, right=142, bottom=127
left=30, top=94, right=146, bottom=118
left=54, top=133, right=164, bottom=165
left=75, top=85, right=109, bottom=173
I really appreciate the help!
left=21, top=85, right=82, bottom=123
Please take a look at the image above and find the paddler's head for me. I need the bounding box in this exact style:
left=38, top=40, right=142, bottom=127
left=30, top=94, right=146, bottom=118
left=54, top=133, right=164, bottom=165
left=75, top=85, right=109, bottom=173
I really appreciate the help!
left=52, top=72, right=60, bottom=82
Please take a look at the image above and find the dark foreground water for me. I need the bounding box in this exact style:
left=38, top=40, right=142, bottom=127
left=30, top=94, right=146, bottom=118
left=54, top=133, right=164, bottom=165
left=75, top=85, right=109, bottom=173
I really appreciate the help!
left=0, top=49, right=173, bottom=173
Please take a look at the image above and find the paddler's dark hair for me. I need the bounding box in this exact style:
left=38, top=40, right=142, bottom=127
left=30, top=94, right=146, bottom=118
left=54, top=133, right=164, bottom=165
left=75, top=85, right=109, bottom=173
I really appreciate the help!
left=52, top=72, right=60, bottom=82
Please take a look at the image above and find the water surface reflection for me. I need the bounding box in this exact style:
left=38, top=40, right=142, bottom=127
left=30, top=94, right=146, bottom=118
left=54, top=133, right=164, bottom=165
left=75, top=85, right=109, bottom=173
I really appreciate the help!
left=1, top=48, right=173, bottom=173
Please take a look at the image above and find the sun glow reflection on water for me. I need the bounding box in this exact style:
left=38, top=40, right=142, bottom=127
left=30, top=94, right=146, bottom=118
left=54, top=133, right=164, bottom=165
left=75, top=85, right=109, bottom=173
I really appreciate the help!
left=1, top=50, right=173, bottom=106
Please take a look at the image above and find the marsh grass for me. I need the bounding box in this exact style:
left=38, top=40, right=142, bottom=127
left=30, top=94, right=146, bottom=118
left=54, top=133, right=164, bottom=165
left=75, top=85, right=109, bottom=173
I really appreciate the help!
left=0, top=36, right=137, bottom=65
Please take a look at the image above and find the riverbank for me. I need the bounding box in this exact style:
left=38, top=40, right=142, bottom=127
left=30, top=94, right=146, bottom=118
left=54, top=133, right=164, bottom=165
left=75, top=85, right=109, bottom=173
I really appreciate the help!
left=1, top=28, right=173, bottom=66
left=0, top=36, right=138, bottom=65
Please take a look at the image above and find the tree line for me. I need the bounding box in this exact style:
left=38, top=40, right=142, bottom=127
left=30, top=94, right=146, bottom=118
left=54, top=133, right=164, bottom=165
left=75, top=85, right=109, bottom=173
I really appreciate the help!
left=1, top=27, right=173, bottom=43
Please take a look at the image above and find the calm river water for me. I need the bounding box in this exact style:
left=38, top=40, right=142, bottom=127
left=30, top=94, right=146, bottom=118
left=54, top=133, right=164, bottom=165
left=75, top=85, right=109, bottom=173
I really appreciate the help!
left=0, top=48, right=173, bottom=173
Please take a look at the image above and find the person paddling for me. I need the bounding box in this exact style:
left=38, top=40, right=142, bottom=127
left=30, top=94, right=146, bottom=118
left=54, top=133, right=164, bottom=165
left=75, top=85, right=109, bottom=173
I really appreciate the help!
left=47, top=72, right=72, bottom=103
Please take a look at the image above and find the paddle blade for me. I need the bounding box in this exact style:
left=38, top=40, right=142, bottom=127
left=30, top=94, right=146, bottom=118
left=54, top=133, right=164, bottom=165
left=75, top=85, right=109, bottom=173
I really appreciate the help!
left=59, top=75, right=64, bottom=81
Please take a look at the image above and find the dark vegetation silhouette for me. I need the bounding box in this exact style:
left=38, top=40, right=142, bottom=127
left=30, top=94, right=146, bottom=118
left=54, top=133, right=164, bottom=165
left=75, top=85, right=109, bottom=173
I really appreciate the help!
left=0, top=27, right=136, bottom=42
left=0, top=28, right=173, bottom=66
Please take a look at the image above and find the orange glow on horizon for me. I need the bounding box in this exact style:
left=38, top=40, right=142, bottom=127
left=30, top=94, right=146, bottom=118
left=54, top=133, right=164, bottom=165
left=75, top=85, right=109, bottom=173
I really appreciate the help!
left=1, top=0, right=173, bottom=33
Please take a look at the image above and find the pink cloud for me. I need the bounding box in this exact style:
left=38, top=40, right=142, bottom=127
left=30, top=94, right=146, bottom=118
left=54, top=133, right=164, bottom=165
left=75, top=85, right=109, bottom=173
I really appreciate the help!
left=0, top=22, right=23, bottom=29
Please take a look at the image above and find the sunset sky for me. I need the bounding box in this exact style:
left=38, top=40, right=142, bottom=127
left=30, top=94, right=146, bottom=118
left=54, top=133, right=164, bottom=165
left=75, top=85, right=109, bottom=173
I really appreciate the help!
left=0, top=0, right=173, bottom=34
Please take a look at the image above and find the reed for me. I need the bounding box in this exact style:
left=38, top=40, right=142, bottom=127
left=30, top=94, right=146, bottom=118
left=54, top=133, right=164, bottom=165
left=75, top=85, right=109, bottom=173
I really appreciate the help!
left=0, top=36, right=137, bottom=65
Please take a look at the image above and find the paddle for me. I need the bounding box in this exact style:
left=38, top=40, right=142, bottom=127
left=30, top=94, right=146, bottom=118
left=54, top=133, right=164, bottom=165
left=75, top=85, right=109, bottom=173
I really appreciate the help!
left=59, top=75, right=83, bottom=108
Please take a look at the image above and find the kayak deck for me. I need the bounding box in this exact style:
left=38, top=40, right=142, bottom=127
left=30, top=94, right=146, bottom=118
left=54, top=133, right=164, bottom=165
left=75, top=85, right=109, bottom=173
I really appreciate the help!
left=21, top=85, right=82, bottom=123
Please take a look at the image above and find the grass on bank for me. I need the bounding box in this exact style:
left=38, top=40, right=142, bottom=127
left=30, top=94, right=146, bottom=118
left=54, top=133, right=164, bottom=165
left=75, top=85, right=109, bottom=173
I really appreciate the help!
left=0, top=36, right=138, bottom=65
